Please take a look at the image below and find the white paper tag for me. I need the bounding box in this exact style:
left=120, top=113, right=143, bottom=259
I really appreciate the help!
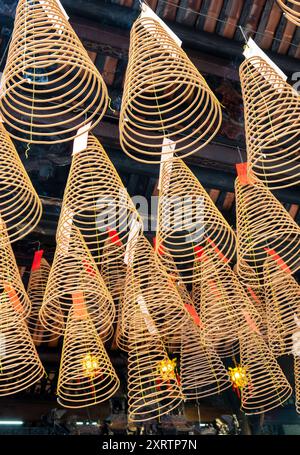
left=39, top=0, right=69, bottom=35
left=292, top=330, right=300, bottom=357
left=124, top=217, right=141, bottom=266
left=72, top=122, right=91, bottom=155
left=56, top=0, right=69, bottom=21
left=157, top=138, right=176, bottom=191
left=137, top=294, right=158, bottom=335
left=243, top=38, right=287, bottom=91
left=141, top=4, right=182, bottom=48
left=0, top=333, right=6, bottom=358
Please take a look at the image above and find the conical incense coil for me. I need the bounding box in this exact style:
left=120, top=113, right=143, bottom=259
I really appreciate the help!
left=120, top=235, right=191, bottom=349
left=0, top=218, right=31, bottom=319
left=240, top=55, right=300, bottom=189
left=197, top=245, right=262, bottom=358
left=0, top=292, right=45, bottom=396
left=0, top=122, right=42, bottom=243
left=57, top=303, right=120, bottom=409
left=127, top=308, right=183, bottom=422
left=57, top=134, right=142, bottom=265
left=27, top=253, right=60, bottom=344
left=119, top=15, right=222, bottom=163
left=180, top=321, right=231, bottom=400
left=235, top=165, right=300, bottom=287
left=294, top=355, right=300, bottom=414
left=40, top=224, right=115, bottom=339
left=0, top=0, right=108, bottom=144
left=239, top=330, right=292, bottom=415
left=264, top=257, right=300, bottom=357
left=156, top=159, right=236, bottom=284
left=100, top=237, right=127, bottom=304
left=277, top=1, right=300, bottom=26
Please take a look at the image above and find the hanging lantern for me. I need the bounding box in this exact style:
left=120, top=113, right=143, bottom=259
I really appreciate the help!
left=228, top=365, right=248, bottom=396
left=157, top=357, right=177, bottom=382
left=119, top=11, right=222, bottom=163
left=0, top=0, right=108, bottom=143
left=82, top=353, right=101, bottom=379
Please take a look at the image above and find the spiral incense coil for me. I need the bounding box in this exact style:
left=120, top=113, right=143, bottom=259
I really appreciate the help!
left=127, top=308, right=183, bottom=422
left=0, top=0, right=108, bottom=144
left=0, top=293, right=45, bottom=396
left=235, top=171, right=300, bottom=287
left=156, top=159, right=236, bottom=284
left=57, top=134, right=142, bottom=265
left=180, top=321, right=231, bottom=400
left=57, top=303, right=120, bottom=409
left=100, top=237, right=127, bottom=304
left=0, top=217, right=31, bottom=320
left=277, top=1, right=300, bottom=26
left=119, top=16, right=222, bottom=163
left=294, top=355, right=300, bottom=414
left=40, top=224, right=115, bottom=339
left=239, top=330, right=292, bottom=415
left=120, top=235, right=191, bottom=349
left=264, top=257, right=300, bottom=357
left=240, top=55, right=300, bottom=189
left=196, top=245, right=262, bottom=358
left=0, top=122, right=42, bottom=243
left=27, top=256, right=61, bottom=344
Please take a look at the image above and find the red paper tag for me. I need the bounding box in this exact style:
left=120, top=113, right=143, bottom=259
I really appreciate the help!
left=31, top=249, right=44, bottom=271
left=153, top=237, right=164, bottom=255
left=247, top=287, right=261, bottom=305
left=209, top=279, right=222, bottom=299
left=185, top=303, right=204, bottom=329
left=72, top=291, right=88, bottom=319
left=194, top=245, right=204, bottom=260
left=3, top=283, right=24, bottom=314
left=206, top=237, right=229, bottom=263
left=242, top=310, right=261, bottom=334
left=264, top=248, right=291, bottom=273
left=106, top=228, right=122, bottom=247
left=236, top=162, right=250, bottom=185
left=82, top=258, right=96, bottom=276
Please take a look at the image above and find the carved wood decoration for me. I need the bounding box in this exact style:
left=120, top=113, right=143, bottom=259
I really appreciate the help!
left=277, top=1, right=300, bottom=26
left=195, top=244, right=262, bottom=358
left=119, top=235, right=191, bottom=351
left=0, top=293, right=45, bottom=396
left=0, top=0, right=108, bottom=144
left=0, top=122, right=42, bottom=243
left=264, top=257, right=300, bottom=357
left=180, top=321, right=231, bottom=400
left=119, top=16, right=222, bottom=163
left=235, top=165, right=300, bottom=287
left=57, top=134, right=142, bottom=265
left=239, top=330, right=292, bottom=415
left=27, top=255, right=60, bottom=344
left=57, top=302, right=120, bottom=409
left=127, top=308, right=183, bottom=422
left=156, top=158, right=236, bottom=285
left=0, top=217, right=31, bottom=320
left=240, top=55, right=300, bottom=189
left=40, top=224, right=115, bottom=339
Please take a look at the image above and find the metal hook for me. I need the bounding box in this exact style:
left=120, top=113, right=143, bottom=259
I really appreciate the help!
left=239, top=25, right=248, bottom=44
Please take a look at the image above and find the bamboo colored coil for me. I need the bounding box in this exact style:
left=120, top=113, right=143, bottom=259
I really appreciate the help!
left=277, top=1, right=300, bottom=26
left=57, top=134, right=142, bottom=265
left=0, top=293, right=45, bottom=396
left=0, top=122, right=42, bottom=243
left=294, top=355, right=300, bottom=414
left=127, top=309, right=183, bottom=422
left=235, top=175, right=300, bottom=286
left=40, top=224, right=115, bottom=339
left=240, top=55, right=300, bottom=189
left=240, top=330, right=292, bottom=415
left=100, top=237, right=127, bottom=304
left=0, top=217, right=31, bottom=319
left=119, top=16, right=222, bottom=163
left=0, top=0, right=108, bottom=144
left=27, top=257, right=61, bottom=344
left=57, top=303, right=120, bottom=409
left=264, top=257, right=300, bottom=357
left=156, top=159, right=236, bottom=284
left=119, top=235, right=191, bottom=350
left=195, top=245, right=262, bottom=358
left=180, top=321, right=231, bottom=400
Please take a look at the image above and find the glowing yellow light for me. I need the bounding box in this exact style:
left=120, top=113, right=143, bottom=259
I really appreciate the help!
left=228, top=365, right=248, bottom=389
left=158, top=357, right=177, bottom=381
left=82, top=353, right=100, bottom=378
